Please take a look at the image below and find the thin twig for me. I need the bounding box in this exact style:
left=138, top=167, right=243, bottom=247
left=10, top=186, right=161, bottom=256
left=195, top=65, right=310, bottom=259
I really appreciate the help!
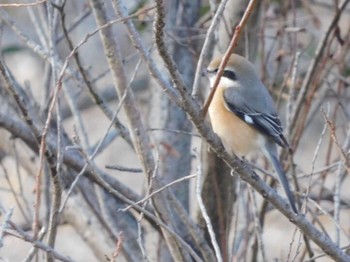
left=121, top=174, right=196, bottom=212
left=0, top=163, right=31, bottom=224
left=111, top=232, right=123, bottom=261
left=0, top=0, right=47, bottom=7
left=26, top=1, right=48, bottom=48
left=56, top=7, right=92, bottom=43
left=0, top=59, right=57, bottom=240
left=322, top=115, right=350, bottom=245
left=290, top=0, right=350, bottom=142
left=105, top=165, right=142, bottom=173
left=302, top=106, right=329, bottom=213
left=57, top=4, right=155, bottom=213
left=0, top=206, right=13, bottom=248
left=23, top=227, right=47, bottom=262
left=194, top=149, right=223, bottom=262
left=304, top=245, right=350, bottom=262
left=5, top=226, right=74, bottom=262
left=113, top=1, right=180, bottom=105
left=147, top=128, right=200, bottom=137
left=73, top=142, right=203, bottom=262
left=285, top=51, right=301, bottom=139
left=248, top=187, right=267, bottom=262
left=192, top=0, right=230, bottom=97
left=59, top=57, right=134, bottom=212
left=11, top=139, right=32, bottom=217
left=55, top=1, right=133, bottom=147
left=46, top=2, right=63, bottom=259
left=136, top=212, right=149, bottom=261
left=322, top=110, right=350, bottom=174
left=153, top=0, right=188, bottom=100
left=307, top=197, right=350, bottom=239
left=334, top=158, right=343, bottom=245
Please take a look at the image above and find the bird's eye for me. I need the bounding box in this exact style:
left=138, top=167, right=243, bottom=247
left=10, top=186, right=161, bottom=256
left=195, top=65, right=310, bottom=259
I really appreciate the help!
left=223, top=70, right=237, bottom=81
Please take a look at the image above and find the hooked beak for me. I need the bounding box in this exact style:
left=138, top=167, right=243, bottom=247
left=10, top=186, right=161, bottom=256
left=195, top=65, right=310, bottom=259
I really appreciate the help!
left=202, top=68, right=216, bottom=77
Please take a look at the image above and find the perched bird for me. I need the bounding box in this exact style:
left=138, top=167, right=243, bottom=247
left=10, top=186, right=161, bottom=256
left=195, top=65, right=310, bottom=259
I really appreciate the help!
left=205, top=54, right=297, bottom=213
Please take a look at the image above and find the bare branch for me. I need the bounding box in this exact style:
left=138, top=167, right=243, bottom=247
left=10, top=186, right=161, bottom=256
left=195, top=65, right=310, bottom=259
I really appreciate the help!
left=0, top=0, right=47, bottom=7
left=192, top=0, right=229, bottom=97
left=195, top=149, right=222, bottom=262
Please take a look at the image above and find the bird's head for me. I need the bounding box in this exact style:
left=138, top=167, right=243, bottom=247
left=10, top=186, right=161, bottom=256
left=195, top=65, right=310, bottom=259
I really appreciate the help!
left=205, top=54, right=260, bottom=89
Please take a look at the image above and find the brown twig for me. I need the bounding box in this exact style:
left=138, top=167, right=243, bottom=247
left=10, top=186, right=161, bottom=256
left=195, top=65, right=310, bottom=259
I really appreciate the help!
left=111, top=232, right=124, bottom=261
left=192, top=0, right=230, bottom=97
left=0, top=59, right=58, bottom=241
left=290, top=0, right=350, bottom=145
left=321, top=111, right=350, bottom=175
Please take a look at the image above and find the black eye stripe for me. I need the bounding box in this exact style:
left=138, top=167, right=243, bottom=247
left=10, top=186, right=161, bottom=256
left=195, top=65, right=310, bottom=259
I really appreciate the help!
left=222, top=70, right=237, bottom=81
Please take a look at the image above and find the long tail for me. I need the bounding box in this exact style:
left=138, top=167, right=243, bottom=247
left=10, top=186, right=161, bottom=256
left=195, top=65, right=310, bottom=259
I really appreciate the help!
left=264, top=144, right=298, bottom=213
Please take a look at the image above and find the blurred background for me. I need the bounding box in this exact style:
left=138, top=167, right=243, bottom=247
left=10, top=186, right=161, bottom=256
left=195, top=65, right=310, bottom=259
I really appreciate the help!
left=0, top=0, right=349, bottom=261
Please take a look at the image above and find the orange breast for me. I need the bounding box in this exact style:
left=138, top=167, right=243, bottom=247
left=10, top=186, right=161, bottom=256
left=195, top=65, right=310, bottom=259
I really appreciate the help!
left=208, top=87, right=260, bottom=157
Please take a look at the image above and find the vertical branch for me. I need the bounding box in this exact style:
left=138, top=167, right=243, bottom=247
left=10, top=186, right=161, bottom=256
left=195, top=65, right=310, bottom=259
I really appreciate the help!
left=152, top=0, right=199, bottom=212
left=195, top=150, right=223, bottom=262
left=55, top=1, right=133, bottom=148
left=248, top=188, right=267, bottom=262
left=90, top=1, right=201, bottom=261
left=46, top=2, right=64, bottom=260
left=114, top=2, right=220, bottom=261
left=0, top=206, right=14, bottom=248
left=0, top=59, right=57, bottom=243
left=192, top=0, right=229, bottom=97
left=285, top=51, right=301, bottom=139
left=89, top=0, right=154, bottom=173
left=153, top=0, right=188, bottom=99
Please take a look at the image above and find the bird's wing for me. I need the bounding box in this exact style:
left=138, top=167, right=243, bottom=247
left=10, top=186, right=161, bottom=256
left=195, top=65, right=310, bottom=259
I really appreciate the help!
left=223, top=91, right=289, bottom=148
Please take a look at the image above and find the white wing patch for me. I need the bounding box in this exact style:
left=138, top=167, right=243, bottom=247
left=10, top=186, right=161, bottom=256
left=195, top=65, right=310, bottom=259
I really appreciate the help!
left=244, top=114, right=254, bottom=124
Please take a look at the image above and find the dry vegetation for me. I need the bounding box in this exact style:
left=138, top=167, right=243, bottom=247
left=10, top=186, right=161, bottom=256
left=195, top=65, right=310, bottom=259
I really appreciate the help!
left=0, top=0, right=350, bottom=261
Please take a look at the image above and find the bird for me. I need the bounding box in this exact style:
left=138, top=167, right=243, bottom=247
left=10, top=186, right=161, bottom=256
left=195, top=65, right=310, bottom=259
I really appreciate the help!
left=205, top=53, right=298, bottom=213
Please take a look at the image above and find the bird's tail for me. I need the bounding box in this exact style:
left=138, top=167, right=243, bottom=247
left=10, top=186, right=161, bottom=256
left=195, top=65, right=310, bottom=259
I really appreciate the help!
left=264, top=144, right=298, bottom=213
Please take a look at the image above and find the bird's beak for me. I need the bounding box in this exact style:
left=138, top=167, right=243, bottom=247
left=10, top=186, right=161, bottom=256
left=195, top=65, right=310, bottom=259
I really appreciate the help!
left=203, top=68, right=218, bottom=78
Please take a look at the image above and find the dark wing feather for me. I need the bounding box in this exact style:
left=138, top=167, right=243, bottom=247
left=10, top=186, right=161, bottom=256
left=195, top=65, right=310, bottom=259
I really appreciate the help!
left=224, top=99, right=289, bottom=148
